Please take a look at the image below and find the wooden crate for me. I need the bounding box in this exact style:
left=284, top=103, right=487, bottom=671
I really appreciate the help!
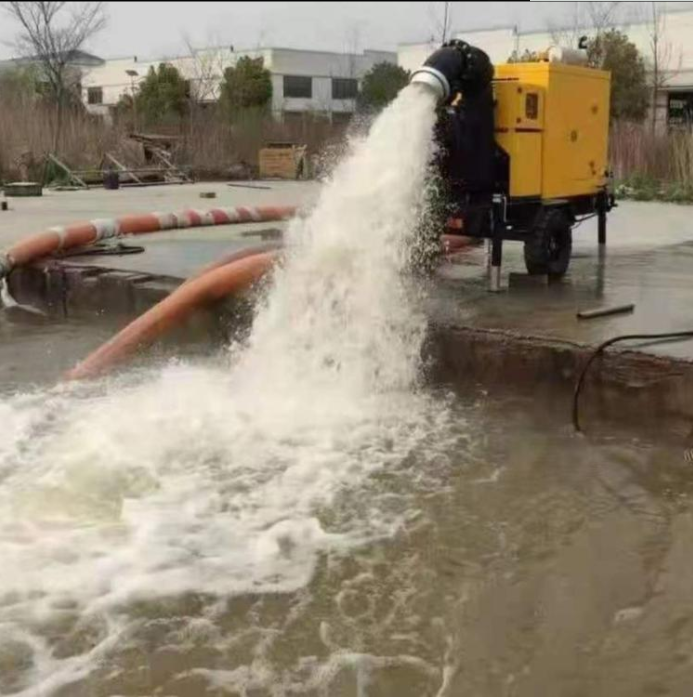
left=258, top=144, right=306, bottom=179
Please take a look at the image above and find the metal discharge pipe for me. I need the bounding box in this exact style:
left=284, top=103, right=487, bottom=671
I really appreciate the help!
left=409, top=40, right=494, bottom=103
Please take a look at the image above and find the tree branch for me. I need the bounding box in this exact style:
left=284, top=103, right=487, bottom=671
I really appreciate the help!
left=2, top=0, right=107, bottom=149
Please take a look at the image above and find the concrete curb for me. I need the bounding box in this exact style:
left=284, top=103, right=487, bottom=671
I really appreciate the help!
left=8, top=261, right=238, bottom=344
left=10, top=260, right=693, bottom=440
left=429, top=324, right=693, bottom=440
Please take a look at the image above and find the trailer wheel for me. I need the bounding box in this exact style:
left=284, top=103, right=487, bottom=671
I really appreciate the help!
left=524, top=208, right=572, bottom=277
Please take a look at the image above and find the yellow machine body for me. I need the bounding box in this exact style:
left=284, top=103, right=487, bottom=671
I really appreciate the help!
left=493, top=62, right=611, bottom=200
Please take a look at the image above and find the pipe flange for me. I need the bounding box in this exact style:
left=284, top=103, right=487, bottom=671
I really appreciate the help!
left=410, top=66, right=451, bottom=102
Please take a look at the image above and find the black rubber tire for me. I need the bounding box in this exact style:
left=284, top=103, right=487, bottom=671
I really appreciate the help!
left=523, top=208, right=573, bottom=277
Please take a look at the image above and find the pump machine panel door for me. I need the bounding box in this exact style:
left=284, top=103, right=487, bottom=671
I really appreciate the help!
left=494, top=80, right=545, bottom=131
left=494, top=80, right=545, bottom=198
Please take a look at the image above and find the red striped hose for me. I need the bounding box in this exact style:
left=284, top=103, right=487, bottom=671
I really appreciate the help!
left=0, top=205, right=296, bottom=279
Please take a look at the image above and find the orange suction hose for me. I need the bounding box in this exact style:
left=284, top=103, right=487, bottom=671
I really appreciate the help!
left=440, top=234, right=480, bottom=253
left=183, top=241, right=284, bottom=285
left=63, top=230, right=477, bottom=381
left=23, top=203, right=476, bottom=381
left=65, top=251, right=277, bottom=381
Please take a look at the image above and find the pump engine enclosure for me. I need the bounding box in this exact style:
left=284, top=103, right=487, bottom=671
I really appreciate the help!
left=493, top=61, right=611, bottom=200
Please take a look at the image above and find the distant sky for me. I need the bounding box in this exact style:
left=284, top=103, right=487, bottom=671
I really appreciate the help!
left=1, top=2, right=692, bottom=60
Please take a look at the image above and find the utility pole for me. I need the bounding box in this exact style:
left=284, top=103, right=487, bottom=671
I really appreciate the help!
left=442, top=1, right=450, bottom=43
left=126, top=69, right=139, bottom=133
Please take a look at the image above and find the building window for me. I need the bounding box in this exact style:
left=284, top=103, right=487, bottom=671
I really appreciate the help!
left=332, top=78, right=358, bottom=100
left=668, top=93, right=693, bottom=127
left=283, top=75, right=312, bottom=99
left=87, top=86, right=103, bottom=105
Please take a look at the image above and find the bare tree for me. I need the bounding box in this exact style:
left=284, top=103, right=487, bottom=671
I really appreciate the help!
left=586, top=1, right=622, bottom=33
left=548, top=1, right=622, bottom=48
left=646, top=1, right=681, bottom=133
left=180, top=38, right=228, bottom=141
left=182, top=37, right=228, bottom=105
left=2, top=1, right=107, bottom=152
left=547, top=1, right=582, bottom=47
left=343, top=21, right=364, bottom=80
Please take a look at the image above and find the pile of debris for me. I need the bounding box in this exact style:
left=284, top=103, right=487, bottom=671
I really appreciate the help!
left=43, top=132, right=192, bottom=190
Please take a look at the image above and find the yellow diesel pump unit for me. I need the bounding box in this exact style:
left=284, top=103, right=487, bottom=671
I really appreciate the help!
left=412, top=41, right=613, bottom=288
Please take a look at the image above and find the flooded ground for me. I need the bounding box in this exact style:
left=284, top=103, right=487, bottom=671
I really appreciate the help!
left=3, top=87, right=693, bottom=697
left=2, top=385, right=691, bottom=697
left=1, top=321, right=691, bottom=696
left=0, top=312, right=117, bottom=391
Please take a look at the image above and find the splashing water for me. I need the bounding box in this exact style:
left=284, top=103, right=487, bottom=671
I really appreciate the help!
left=0, top=86, right=450, bottom=694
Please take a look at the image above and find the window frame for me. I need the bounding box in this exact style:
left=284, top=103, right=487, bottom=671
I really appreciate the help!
left=283, top=75, right=313, bottom=99
left=87, top=86, right=103, bottom=105
left=331, top=77, right=358, bottom=100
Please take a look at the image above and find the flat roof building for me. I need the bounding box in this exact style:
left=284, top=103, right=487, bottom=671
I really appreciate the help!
left=81, top=46, right=396, bottom=122
left=398, top=7, right=693, bottom=129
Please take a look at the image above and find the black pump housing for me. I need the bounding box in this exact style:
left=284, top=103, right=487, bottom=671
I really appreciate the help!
left=423, top=40, right=494, bottom=102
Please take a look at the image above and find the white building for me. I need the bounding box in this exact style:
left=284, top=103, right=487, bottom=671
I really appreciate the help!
left=82, top=46, right=396, bottom=122
left=398, top=7, right=693, bottom=129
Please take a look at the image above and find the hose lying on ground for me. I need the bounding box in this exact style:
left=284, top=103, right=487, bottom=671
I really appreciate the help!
left=65, top=233, right=478, bottom=381
left=440, top=234, right=480, bottom=253
left=183, top=241, right=284, bottom=285
left=573, top=330, right=693, bottom=433
left=0, top=198, right=475, bottom=378
left=0, top=205, right=296, bottom=281
left=65, top=251, right=278, bottom=381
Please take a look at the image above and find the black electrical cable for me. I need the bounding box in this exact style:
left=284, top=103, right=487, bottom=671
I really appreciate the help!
left=571, top=212, right=598, bottom=231
left=56, top=242, right=145, bottom=258
left=572, top=330, right=693, bottom=433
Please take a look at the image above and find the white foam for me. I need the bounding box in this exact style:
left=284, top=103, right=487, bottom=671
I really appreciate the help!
left=0, top=85, right=443, bottom=694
